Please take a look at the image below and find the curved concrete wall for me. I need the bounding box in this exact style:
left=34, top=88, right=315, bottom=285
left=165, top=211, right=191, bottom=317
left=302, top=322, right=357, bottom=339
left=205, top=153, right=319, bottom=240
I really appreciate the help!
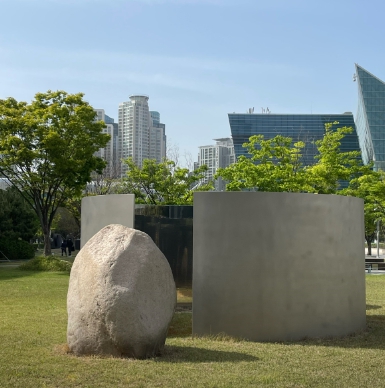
left=81, top=194, right=135, bottom=249
left=192, top=192, right=366, bottom=341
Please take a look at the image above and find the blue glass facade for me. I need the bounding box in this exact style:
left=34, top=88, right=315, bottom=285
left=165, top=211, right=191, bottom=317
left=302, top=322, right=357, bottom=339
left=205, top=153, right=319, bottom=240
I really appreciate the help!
left=355, top=64, right=385, bottom=170
left=150, top=111, right=160, bottom=125
left=229, top=113, right=361, bottom=167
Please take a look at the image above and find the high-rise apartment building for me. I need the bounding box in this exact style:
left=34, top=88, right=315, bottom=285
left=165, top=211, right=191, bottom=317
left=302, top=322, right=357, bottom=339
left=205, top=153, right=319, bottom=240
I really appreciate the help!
left=150, top=111, right=160, bottom=124
left=150, top=111, right=166, bottom=163
left=94, top=109, right=119, bottom=177
left=197, top=138, right=235, bottom=191
left=354, top=64, right=385, bottom=170
left=118, top=96, right=166, bottom=175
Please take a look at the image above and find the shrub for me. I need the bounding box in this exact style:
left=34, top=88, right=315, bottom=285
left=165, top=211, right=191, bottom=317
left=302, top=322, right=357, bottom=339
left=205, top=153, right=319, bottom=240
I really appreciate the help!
left=0, top=237, right=35, bottom=261
left=18, top=256, right=72, bottom=272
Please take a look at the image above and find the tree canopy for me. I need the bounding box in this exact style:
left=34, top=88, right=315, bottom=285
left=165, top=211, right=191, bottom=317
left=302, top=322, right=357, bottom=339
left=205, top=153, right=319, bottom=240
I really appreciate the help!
left=306, top=123, right=363, bottom=194
left=216, top=123, right=365, bottom=195
left=119, top=158, right=213, bottom=205
left=0, top=90, right=110, bottom=255
left=0, top=186, right=39, bottom=241
left=216, top=135, right=308, bottom=192
left=342, top=169, right=385, bottom=253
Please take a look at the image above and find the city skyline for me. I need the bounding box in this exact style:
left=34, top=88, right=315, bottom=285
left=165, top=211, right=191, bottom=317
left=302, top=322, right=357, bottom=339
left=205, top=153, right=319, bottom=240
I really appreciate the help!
left=1, top=1, right=385, bottom=164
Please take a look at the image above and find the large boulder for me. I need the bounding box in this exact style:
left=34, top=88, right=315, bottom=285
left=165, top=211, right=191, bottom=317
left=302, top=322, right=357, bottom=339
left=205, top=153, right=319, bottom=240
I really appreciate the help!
left=67, top=224, right=176, bottom=359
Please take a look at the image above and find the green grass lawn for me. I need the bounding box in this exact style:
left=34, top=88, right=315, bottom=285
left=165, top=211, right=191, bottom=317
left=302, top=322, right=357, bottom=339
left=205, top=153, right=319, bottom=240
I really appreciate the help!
left=1, top=269, right=385, bottom=388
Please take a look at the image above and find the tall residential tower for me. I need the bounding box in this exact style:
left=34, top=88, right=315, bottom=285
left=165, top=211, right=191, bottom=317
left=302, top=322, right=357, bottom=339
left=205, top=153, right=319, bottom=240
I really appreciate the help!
left=94, top=109, right=120, bottom=177
left=197, top=138, right=235, bottom=191
left=149, top=111, right=167, bottom=163
left=118, top=96, right=166, bottom=175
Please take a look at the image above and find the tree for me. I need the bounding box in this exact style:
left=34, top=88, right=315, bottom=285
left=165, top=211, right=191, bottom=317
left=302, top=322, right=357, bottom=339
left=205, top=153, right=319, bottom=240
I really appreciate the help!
left=52, top=207, right=80, bottom=240
left=62, top=163, right=122, bottom=233
left=342, top=169, right=385, bottom=254
left=0, top=91, right=110, bottom=255
left=119, top=158, right=213, bottom=205
left=215, top=134, right=309, bottom=192
left=307, top=123, right=363, bottom=194
left=0, top=186, right=39, bottom=241
left=217, top=123, right=365, bottom=194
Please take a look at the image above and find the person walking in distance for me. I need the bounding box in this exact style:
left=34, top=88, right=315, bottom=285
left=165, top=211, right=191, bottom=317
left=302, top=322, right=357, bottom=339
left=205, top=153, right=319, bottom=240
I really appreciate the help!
left=67, top=238, right=74, bottom=256
left=61, top=240, right=67, bottom=256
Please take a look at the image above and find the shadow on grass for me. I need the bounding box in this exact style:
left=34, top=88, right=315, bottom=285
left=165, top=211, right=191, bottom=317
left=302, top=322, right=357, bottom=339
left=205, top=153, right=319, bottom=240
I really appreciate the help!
left=278, top=315, right=385, bottom=350
left=0, top=266, right=71, bottom=281
left=0, top=267, right=36, bottom=280
left=169, top=310, right=385, bottom=351
left=159, top=345, right=258, bottom=363
left=366, top=304, right=382, bottom=310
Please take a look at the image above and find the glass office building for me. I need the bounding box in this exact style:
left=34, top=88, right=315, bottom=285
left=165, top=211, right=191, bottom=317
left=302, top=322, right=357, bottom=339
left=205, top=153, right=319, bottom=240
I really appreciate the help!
left=229, top=113, right=361, bottom=167
left=355, top=64, right=385, bottom=170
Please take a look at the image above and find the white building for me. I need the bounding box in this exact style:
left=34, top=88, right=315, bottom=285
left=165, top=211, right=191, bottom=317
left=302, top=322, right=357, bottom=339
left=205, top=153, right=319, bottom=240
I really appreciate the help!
left=197, top=138, right=235, bottom=191
left=94, top=109, right=120, bottom=177
left=118, top=96, right=166, bottom=175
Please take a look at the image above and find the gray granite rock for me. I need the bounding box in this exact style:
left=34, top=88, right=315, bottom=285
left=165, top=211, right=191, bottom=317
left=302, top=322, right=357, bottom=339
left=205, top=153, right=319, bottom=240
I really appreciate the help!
left=67, top=224, right=176, bottom=359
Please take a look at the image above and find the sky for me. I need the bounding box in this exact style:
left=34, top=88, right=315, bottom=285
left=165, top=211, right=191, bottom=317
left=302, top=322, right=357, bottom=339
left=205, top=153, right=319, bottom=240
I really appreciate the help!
left=1, top=0, right=385, bottom=164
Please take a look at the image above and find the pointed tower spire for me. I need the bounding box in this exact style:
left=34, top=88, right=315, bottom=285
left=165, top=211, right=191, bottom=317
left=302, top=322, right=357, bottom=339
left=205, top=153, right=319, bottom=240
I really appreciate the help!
left=355, top=64, right=385, bottom=170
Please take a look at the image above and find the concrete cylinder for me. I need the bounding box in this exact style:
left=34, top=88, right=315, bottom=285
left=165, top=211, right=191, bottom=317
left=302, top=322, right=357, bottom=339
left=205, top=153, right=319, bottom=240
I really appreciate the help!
left=192, top=192, right=366, bottom=341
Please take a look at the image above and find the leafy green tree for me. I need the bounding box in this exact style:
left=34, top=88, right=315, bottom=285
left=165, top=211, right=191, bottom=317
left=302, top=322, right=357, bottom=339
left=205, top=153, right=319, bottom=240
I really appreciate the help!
left=52, top=207, right=80, bottom=239
left=63, top=195, right=82, bottom=234
left=216, top=135, right=309, bottom=192
left=119, top=158, right=213, bottom=205
left=342, top=170, right=385, bottom=254
left=217, top=123, right=366, bottom=194
left=307, top=123, right=364, bottom=194
left=0, top=186, right=39, bottom=241
left=0, top=91, right=110, bottom=255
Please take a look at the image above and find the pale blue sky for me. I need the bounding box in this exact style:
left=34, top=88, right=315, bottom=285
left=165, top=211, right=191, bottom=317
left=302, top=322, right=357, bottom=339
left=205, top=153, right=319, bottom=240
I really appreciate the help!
left=1, top=0, right=384, bottom=162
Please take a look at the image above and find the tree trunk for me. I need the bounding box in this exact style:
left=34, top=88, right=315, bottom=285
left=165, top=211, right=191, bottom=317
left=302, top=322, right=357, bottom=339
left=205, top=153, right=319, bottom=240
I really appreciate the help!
left=43, top=227, right=52, bottom=256
left=368, top=241, right=372, bottom=256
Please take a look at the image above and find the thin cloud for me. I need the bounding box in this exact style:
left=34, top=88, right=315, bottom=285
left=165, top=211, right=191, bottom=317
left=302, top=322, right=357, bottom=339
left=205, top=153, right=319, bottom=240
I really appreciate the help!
left=4, top=0, right=226, bottom=4
left=1, top=44, right=305, bottom=77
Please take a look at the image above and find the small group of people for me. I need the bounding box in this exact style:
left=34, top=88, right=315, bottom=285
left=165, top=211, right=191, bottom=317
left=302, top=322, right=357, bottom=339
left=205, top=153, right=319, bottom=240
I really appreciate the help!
left=61, top=237, right=75, bottom=257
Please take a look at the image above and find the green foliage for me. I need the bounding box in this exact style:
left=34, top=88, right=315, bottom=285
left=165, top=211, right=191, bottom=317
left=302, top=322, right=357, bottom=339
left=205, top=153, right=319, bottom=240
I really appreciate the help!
left=120, top=158, right=213, bottom=204
left=342, top=169, right=385, bottom=248
left=0, top=186, right=39, bottom=241
left=307, top=122, right=364, bottom=194
left=52, top=207, right=80, bottom=239
left=216, top=134, right=308, bottom=192
left=217, top=123, right=366, bottom=194
left=0, top=90, right=110, bottom=255
left=18, top=256, right=72, bottom=272
left=0, top=237, right=35, bottom=260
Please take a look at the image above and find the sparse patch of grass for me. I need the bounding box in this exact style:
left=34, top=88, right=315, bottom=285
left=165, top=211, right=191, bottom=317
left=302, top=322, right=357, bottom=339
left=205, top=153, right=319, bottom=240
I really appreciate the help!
left=18, top=255, right=72, bottom=272
left=177, top=287, right=192, bottom=303
left=2, top=269, right=385, bottom=387
left=168, top=312, right=192, bottom=338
